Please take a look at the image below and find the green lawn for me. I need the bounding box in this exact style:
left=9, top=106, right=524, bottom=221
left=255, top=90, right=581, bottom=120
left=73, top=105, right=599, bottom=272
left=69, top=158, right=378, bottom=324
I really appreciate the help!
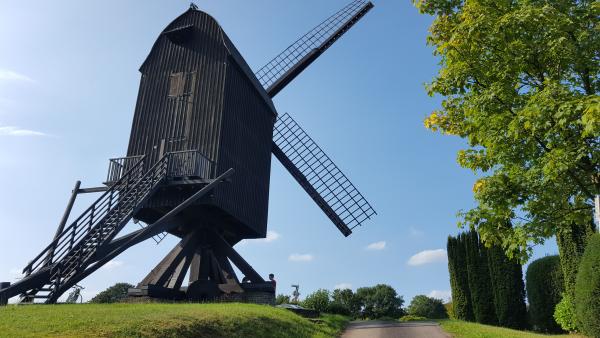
left=439, top=320, right=587, bottom=338
left=0, top=303, right=348, bottom=338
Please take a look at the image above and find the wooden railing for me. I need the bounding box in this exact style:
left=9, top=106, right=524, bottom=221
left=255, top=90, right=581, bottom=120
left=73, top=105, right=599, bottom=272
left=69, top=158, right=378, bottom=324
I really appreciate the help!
left=106, top=156, right=144, bottom=184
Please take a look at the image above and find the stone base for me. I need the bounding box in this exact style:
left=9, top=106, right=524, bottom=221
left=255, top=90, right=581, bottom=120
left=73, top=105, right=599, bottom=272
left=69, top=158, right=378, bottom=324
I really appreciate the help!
left=128, top=282, right=275, bottom=305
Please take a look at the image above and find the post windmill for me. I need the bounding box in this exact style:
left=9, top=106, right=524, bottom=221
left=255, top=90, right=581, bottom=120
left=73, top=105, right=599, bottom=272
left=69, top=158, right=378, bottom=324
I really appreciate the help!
left=0, top=0, right=376, bottom=305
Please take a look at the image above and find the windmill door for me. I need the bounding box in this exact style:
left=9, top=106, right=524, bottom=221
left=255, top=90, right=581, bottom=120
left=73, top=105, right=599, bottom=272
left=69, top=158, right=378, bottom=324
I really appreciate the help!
left=159, top=71, right=197, bottom=158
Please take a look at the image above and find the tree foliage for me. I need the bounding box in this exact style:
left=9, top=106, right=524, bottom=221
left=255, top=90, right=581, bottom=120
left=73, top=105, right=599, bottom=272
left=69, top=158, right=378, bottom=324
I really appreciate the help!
left=407, top=295, right=448, bottom=319
left=525, top=255, right=565, bottom=333
left=464, top=231, right=497, bottom=324
left=276, top=294, right=291, bottom=305
left=330, top=288, right=361, bottom=318
left=447, top=235, right=474, bottom=321
left=90, top=283, right=134, bottom=304
left=355, top=284, right=404, bottom=319
left=301, top=289, right=330, bottom=313
left=415, top=0, right=600, bottom=262
left=554, top=293, right=579, bottom=333
left=574, top=233, right=600, bottom=337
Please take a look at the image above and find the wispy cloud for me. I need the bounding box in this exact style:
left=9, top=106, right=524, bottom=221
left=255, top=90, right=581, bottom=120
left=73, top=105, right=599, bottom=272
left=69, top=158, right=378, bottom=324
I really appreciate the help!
left=409, top=226, right=424, bottom=237
left=240, top=230, right=281, bottom=246
left=428, top=290, right=452, bottom=302
left=288, top=253, right=314, bottom=262
left=366, top=241, right=386, bottom=251
left=407, top=249, right=447, bottom=266
left=334, top=283, right=353, bottom=290
left=9, top=268, right=23, bottom=279
left=0, top=125, right=48, bottom=137
left=101, top=260, right=124, bottom=270
left=0, top=69, right=34, bottom=83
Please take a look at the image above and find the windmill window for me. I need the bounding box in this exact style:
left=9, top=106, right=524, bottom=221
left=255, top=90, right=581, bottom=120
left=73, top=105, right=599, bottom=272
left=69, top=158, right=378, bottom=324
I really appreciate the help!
left=168, top=72, right=185, bottom=97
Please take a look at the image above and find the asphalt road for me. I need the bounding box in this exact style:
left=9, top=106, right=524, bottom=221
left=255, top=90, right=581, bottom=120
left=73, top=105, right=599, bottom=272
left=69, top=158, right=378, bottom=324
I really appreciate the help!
left=341, top=321, right=449, bottom=338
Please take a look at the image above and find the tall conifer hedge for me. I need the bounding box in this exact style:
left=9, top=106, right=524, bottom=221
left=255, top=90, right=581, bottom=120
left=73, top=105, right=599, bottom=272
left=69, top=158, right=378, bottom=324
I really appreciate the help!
left=447, top=235, right=474, bottom=321
left=525, top=255, right=564, bottom=333
left=487, top=245, right=528, bottom=329
left=464, top=231, right=497, bottom=325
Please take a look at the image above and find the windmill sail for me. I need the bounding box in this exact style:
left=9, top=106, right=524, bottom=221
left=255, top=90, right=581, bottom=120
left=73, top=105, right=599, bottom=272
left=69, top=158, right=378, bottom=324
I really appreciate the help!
left=255, top=0, right=374, bottom=97
left=273, top=113, right=376, bottom=236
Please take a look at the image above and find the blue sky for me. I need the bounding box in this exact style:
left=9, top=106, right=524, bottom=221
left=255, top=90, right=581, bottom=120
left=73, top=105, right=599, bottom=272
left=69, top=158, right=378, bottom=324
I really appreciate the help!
left=0, top=0, right=557, bottom=304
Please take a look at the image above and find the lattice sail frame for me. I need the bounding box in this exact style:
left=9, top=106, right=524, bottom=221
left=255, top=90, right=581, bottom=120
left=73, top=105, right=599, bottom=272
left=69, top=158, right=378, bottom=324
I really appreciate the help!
left=273, top=113, right=376, bottom=235
left=255, top=0, right=372, bottom=92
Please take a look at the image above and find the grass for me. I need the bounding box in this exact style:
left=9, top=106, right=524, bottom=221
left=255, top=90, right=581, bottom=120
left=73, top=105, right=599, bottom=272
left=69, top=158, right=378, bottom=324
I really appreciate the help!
left=439, top=319, right=588, bottom=338
left=0, top=303, right=349, bottom=338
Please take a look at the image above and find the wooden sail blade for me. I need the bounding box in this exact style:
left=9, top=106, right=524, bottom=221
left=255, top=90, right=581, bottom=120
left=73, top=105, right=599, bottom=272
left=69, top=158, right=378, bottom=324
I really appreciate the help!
left=255, top=0, right=374, bottom=97
left=272, top=113, right=376, bottom=236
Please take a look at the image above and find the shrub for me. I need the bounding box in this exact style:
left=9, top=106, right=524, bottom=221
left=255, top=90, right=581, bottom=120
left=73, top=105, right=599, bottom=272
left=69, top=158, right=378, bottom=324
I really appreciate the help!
left=301, top=289, right=330, bottom=313
left=90, top=283, right=134, bottom=303
left=356, top=284, right=404, bottom=319
left=407, top=295, right=448, bottom=319
left=276, top=294, right=290, bottom=305
left=574, top=233, right=600, bottom=337
left=526, top=255, right=564, bottom=333
left=400, top=315, right=428, bottom=322
left=554, top=293, right=578, bottom=333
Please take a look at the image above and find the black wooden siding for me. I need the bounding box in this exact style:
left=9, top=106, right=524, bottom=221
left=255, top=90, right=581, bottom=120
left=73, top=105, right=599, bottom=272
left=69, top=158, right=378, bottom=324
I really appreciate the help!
left=125, top=9, right=276, bottom=238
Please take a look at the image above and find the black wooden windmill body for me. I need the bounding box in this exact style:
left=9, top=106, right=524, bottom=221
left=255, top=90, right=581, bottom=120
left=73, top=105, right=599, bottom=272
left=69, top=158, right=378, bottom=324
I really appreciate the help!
left=0, top=0, right=376, bottom=304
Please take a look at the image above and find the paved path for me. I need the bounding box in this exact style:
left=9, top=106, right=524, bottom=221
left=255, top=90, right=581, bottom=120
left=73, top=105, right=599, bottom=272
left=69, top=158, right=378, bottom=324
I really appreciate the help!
left=341, top=321, right=449, bottom=338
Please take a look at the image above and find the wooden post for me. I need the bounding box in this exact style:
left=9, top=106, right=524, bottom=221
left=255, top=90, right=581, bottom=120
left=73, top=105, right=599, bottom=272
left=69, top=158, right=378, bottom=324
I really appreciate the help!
left=45, top=181, right=81, bottom=265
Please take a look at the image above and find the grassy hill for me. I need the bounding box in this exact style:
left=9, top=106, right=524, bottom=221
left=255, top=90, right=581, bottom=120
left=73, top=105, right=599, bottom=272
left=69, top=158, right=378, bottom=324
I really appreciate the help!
left=439, top=320, right=588, bottom=338
left=0, top=303, right=348, bottom=338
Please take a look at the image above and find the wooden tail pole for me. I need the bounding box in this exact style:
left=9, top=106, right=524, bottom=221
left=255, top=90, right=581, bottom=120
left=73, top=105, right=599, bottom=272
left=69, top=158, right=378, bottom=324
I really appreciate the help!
left=45, top=180, right=81, bottom=265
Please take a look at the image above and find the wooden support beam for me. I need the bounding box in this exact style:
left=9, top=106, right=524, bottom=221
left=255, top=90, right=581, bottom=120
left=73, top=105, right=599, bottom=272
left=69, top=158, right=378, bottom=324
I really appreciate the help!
left=212, top=232, right=265, bottom=283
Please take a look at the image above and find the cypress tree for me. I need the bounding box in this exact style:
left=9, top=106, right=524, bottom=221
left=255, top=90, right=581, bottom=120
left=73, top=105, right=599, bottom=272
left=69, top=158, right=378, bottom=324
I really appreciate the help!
left=526, top=255, right=564, bottom=333
left=556, top=221, right=596, bottom=300
left=447, top=235, right=474, bottom=321
left=464, top=231, right=497, bottom=325
left=487, top=245, right=528, bottom=329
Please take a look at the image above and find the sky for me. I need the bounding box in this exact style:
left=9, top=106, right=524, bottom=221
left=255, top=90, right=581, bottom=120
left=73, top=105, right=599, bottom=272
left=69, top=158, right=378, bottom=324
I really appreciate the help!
left=0, top=0, right=558, bottom=304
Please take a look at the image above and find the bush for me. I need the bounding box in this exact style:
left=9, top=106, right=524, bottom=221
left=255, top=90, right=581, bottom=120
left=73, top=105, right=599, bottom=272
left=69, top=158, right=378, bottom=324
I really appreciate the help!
left=356, top=284, right=404, bottom=319
left=400, top=315, right=428, bottom=322
left=276, top=294, right=290, bottom=305
left=526, top=255, right=564, bottom=333
left=301, top=289, right=330, bottom=313
left=574, top=233, right=600, bottom=337
left=90, top=283, right=134, bottom=303
left=554, top=293, right=578, bottom=333
left=407, top=295, right=448, bottom=319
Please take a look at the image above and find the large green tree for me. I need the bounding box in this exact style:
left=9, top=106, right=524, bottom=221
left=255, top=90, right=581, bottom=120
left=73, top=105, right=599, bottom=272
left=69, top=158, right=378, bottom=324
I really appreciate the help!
left=414, top=0, right=599, bottom=263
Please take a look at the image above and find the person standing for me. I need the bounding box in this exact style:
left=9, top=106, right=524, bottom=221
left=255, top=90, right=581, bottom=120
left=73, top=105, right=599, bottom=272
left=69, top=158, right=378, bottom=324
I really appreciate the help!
left=268, top=273, right=276, bottom=291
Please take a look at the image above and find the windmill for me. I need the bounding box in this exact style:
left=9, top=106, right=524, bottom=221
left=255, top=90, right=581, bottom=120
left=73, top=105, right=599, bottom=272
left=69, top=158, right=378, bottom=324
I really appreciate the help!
left=0, top=0, right=376, bottom=305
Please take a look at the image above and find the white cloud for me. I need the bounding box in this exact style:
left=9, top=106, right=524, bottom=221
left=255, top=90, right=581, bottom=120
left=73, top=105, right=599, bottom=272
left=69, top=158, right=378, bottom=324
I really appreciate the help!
left=334, top=283, right=353, bottom=290
left=0, top=69, right=34, bottom=83
left=288, top=253, right=314, bottom=262
left=101, top=260, right=124, bottom=270
left=407, top=249, right=447, bottom=266
left=8, top=268, right=23, bottom=279
left=240, top=230, right=281, bottom=245
left=366, top=241, right=386, bottom=251
left=428, top=290, right=452, bottom=302
left=0, top=125, right=48, bottom=137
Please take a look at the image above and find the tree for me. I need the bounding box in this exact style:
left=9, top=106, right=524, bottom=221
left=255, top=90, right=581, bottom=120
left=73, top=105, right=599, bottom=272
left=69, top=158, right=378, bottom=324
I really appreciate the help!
left=414, top=0, right=599, bottom=265
left=330, top=288, right=361, bottom=318
left=90, top=283, right=134, bottom=303
left=276, top=294, right=291, bottom=305
left=463, top=231, right=497, bottom=325
left=526, top=255, right=564, bottom=333
left=407, top=295, right=448, bottom=319
left=487, top=245, right=528, bottom=329
left=356, top=284, right=404, bottom=319
left=301, top=289, right=330, bottom=313
left=447, top=234, right=474, bottom=321
left=574, top=234, right=600, bottom=337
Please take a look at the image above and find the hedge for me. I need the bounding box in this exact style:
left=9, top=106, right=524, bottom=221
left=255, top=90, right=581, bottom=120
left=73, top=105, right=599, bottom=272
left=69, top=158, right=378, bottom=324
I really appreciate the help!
left=525, top=255, right=564, bottom=333
left=574, top=233, right=600, bottom=337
